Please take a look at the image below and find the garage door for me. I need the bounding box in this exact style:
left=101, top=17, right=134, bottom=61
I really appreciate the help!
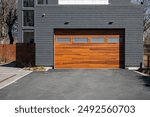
left=54, top=29, right=124, bottom=68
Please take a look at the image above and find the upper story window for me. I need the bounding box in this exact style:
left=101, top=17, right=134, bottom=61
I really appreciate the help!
left=37, top=0, right=44, bottom=4
left=23, top=0, right=34, bottom=7
left=59, top=0, right=109, bottom=5
left=23, top=10, right=34, bottom=26
left=37, top=0, right=48, bottom=4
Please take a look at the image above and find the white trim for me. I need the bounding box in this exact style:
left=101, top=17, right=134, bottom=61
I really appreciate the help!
left=59, top=0, right=109, bottom=5
left=134, top=71, right=149, bottom=76
left=126, top=67, right=139, bottom=70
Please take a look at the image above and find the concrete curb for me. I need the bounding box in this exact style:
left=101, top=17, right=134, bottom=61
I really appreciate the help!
left=134, top=71, right=149, bottom=77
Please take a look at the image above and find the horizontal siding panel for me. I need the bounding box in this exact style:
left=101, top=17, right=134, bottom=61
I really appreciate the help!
left=35, top=5, right=143, bottom=67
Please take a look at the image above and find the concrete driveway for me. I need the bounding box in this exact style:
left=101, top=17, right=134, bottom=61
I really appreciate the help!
left=0, top=69, right=150, bottom=100
left=0, top=65, right=31, bottom=89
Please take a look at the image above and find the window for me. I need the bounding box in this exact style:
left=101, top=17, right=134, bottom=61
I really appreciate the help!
left=23, top=30, right=34, bottom=43
left=37, top=0, right=48, bottom=4
left=23, top=10, right=34, bottom=26
left=91, top=38, right=105, bottom=43
left=23, top=0, right=34, bottom=7
left=56, top=38, right=70, bottom=42
left=108, top=38, right=119, bottom=43
left=74, top=38, right=88, bottom=43
left=37, top=0, right=44, bottom=4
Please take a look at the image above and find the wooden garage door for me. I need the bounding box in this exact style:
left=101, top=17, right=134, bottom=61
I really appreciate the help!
left=54, top=29, right=124, bottom=68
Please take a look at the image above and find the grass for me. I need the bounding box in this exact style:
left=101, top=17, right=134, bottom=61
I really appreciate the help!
left=0, top=58, right=8, bottom=64
left=23, top=66, right=46, bottom=71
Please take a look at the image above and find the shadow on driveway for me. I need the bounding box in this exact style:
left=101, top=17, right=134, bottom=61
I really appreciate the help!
left=0, top=61, right=17, bottom=67
left=138, top=76, right=150, bottom=90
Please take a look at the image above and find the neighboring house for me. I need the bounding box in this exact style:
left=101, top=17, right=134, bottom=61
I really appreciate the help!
left=18, top=0, right=144, bottom=69
left=0, top=1, right=2, bottom=42
left=0, top=0, right=18, bottom=44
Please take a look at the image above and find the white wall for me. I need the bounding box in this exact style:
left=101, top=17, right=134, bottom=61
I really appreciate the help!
left=59, top=0, right=109, bottom=5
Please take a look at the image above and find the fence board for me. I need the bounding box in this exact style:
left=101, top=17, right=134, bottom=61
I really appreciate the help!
left=0, top=43, right=35, bottom=66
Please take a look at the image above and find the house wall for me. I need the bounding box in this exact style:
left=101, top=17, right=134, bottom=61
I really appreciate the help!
left=18, top=0, right=144, bottom=67
left=46, top=0, right=57, bottom=4
left=35, top=5, right=143, bottom=67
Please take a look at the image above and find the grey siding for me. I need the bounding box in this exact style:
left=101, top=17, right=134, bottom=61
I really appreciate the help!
left=47, top=0, right=58, bottom=4
left=35, top=5, right=144, bottom=67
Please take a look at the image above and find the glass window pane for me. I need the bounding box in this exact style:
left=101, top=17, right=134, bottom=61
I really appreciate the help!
left=120, top=37, right=124, bottom=43
left=23, top=10, right=34, bottom=26
left=74, top=38, right=88, bottom=43
left=108, top=38, right=119, bottom=43
left=56, top=38, right=70, bottom=42
left=23, top=0, right=34, bottom=7
left=91, top=38, right=105, bottom=43
left=37, top=0, right=48, bottom=4
left=23, top=31, right=34, bottom=43
left=37, top=0, right=44, bottom=4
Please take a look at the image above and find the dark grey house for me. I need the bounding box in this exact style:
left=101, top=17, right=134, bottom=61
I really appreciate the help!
left=18, top=0, right=144, bottom=69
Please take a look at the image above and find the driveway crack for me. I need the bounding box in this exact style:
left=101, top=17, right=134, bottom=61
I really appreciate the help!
left=0, top=74, right=17, bottom=83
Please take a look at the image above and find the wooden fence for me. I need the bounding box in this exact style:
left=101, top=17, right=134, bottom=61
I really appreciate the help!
left=0, top=43, right=35, bottom=66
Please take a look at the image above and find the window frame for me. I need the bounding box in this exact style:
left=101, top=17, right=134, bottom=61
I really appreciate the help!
left=56, top=38, right=71, bottom=43
left=90, top=37, right=105, bottom=43
left=23, top=10, right=35, bottom=27
left=23, top=0, right=34, bottom=8
left=108, top=37, right=120, bottom=43
left=36, top=0, right=48, bottom=5
left=73, top=37, right=89, bottom=43
left=23, top=29, right=35, bottom=43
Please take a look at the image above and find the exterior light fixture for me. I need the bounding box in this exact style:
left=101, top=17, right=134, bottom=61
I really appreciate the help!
left=42, top=13, right=46, bottom=17
left=108, top=22, right=113, bottom=25
left=64, top=22, right=69, bottom=25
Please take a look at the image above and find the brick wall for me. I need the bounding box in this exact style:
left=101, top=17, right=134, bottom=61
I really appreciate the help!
left=0, top=43, right=35, bottom=66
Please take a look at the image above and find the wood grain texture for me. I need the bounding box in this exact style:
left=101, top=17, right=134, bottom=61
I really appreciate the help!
left=54, top=30, right=124, bottom=68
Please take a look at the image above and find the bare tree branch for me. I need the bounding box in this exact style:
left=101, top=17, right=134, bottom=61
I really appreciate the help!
left=0, top=0, right=17, bottom=44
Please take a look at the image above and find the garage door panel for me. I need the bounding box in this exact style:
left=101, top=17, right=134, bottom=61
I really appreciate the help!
left=56, top=46, right=121, bottom=52
left=55, top=54, right=120, bottom=58
left=54, top=29, right=124, bottom=68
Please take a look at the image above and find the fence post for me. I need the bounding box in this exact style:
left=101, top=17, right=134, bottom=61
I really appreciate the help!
left=148, top=56, right=150, bottom=68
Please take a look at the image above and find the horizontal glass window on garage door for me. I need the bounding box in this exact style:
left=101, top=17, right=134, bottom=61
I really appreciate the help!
left=56, top=38, right=71, bottom=42
left=74, top=38, right=88, bottom=43
left=108, top=38, right=123, bottom=43
left=91, top=38, right=105, bottom=43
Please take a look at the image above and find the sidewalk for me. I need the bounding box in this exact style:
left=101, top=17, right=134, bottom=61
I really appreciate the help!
left=0, top=64, right=32, bottom=89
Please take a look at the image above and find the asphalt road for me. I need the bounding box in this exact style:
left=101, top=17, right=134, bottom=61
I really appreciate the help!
left=0, top=69, right=150, bottom=100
